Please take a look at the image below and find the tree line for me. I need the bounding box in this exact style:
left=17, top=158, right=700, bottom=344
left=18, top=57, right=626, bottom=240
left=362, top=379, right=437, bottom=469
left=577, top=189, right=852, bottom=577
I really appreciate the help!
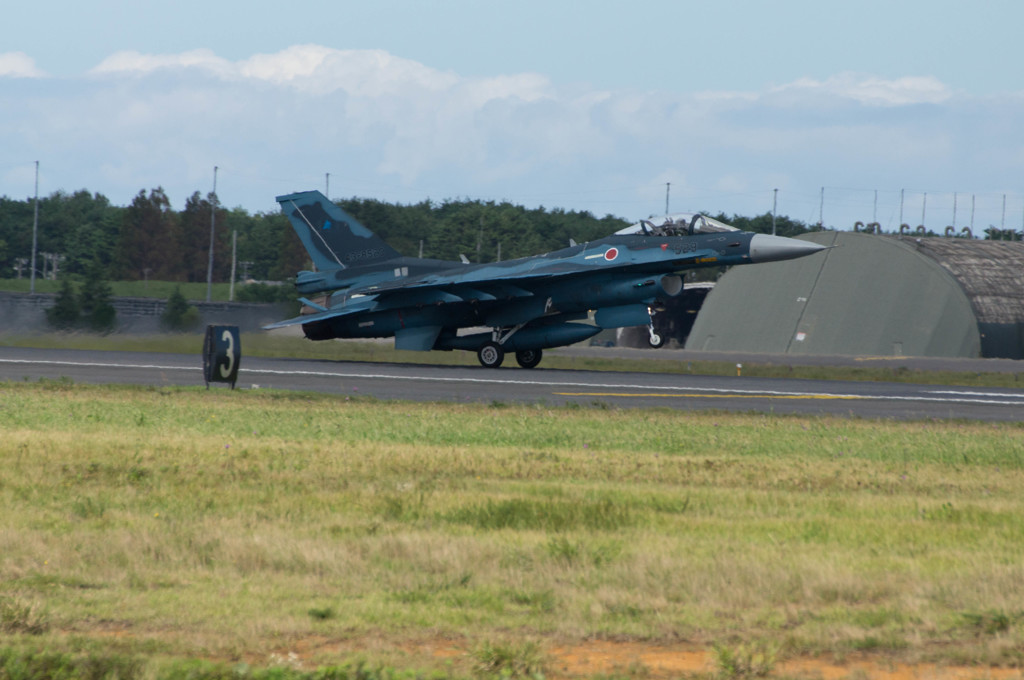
left=0, top=188, right=634, bottom=285
left=0, top=188, right=301, bottom=285
left=0, top=186, right=827, bottom=290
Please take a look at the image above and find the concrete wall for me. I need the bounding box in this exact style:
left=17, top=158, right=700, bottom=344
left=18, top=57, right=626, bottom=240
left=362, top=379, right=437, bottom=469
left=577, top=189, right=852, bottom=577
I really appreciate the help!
left=0, top=292, right=289, bottom=335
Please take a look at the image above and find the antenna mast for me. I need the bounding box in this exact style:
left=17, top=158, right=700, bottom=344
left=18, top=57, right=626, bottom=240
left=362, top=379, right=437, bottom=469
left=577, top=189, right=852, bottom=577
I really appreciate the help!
left=206, top=166, right=218, bottom=302
left=30, top=161, right=39, bottom=294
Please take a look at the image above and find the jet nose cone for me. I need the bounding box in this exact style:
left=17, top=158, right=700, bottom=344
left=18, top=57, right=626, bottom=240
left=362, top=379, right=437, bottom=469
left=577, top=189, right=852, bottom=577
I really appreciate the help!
left=749, top=234, right=828, bottom=263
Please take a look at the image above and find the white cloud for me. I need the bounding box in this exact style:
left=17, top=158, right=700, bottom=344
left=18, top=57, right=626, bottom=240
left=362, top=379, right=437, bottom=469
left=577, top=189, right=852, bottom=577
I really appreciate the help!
left=88, top=45, right=554, bottom=106
left=91, top=48, right=231, bottom=77
left=768, top=73, right=952, bottom=107
left=232, top=45, right=458, bottom=99
left=237, top=44, right=334, bottom=83
left=0, top=52, right=46, bottom=78
left=5, top=45, right=1022, bottom=230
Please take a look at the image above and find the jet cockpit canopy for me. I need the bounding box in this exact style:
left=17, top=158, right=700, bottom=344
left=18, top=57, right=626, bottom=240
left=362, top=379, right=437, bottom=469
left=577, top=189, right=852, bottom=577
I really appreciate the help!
left=616, top=213, right=738, bottom=237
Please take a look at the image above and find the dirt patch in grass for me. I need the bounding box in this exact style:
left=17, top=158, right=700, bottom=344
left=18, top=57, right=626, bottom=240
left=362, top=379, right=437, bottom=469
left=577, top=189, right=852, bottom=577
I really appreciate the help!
left=555, top=640, right=1024, bottom=679
left=255, top=635, right=1024, bottom=679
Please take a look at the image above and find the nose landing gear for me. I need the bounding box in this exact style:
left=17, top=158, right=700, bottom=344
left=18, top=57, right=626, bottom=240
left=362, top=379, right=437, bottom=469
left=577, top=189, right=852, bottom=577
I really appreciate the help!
left=647, top=308, right=666, bottom=348
left=648, top=326, right=666, bottom=348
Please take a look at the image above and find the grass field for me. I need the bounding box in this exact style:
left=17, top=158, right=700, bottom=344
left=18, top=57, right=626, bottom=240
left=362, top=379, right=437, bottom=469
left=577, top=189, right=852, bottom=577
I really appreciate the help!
left=2, top=381, right=1024, bottom=679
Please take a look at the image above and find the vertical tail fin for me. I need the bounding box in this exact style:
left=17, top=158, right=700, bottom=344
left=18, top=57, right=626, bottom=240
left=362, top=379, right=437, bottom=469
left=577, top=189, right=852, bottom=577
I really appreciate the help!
left=276, top=190, right=400, bottom=270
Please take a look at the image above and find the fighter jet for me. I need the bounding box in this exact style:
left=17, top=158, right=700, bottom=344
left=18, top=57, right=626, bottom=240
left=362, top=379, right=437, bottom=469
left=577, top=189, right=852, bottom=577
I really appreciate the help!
left=265, top=190, right=825, bottom=368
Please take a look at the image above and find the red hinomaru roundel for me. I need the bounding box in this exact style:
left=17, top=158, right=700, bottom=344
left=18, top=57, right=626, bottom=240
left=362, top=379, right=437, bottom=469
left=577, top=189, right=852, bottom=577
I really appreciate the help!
left=604, top=247, right=618, bottom=261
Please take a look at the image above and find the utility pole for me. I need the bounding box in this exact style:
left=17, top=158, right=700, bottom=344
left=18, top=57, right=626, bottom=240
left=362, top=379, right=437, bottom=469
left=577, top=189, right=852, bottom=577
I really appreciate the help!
left=206, top=166, right=218, bottom=302
left=30, top=161, right=39, bottom=294
left=229, top=230, right=238, bottom=302
left=665, top=182, right=670, bottom=215
left=818, top=187, right=824, bottom=228
left=771, top=188, right=778, bottom=236
left=326, top=172, right=330, bottom=199
left=476, top=216, right=483, bottom=263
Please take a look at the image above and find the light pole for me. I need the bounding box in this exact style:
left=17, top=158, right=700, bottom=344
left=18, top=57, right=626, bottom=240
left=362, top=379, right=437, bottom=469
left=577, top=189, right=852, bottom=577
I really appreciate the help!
left=30, top=161, right=39, bottom=293
left=772, top=188, right=778, bottom=236
left=206, top=166, right=218, bottom=302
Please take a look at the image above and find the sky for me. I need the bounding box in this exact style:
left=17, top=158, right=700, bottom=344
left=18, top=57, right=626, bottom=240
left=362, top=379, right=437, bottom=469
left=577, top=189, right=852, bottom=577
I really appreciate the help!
left=3, top=0, right=1024, bottom=233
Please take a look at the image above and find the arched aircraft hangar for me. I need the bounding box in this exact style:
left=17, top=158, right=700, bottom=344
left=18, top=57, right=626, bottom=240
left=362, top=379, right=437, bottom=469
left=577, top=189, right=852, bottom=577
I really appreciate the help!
left=684, top=231, right=1024, bottom=359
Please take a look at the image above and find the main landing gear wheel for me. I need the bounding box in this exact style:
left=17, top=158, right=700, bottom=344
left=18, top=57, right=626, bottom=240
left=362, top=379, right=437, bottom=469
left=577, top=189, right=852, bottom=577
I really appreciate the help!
left=477, top=341, right=505, bottom=368
left=515, top=348, right=543, bottom=369
left=648, top=332, right=666, bottom=349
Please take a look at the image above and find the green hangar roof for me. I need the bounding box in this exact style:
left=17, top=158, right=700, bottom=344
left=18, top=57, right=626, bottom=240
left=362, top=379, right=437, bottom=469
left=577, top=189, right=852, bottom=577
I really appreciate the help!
left=684, top=231, right=1024, bottom=359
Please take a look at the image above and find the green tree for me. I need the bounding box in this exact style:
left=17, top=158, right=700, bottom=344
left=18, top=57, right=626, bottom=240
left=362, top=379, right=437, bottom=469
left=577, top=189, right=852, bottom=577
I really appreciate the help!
left=0, top=195, right=35, bottom=276
left=237, top=211, right=285, bottom=280
left=984, top=226, right=1023, bottom=241
left=116, top=188, right=178, bottom=280
left=161, top=287, right=200, bottom=332
left=46, top=277, right=79, bottom=330
left=716, top=212, right=811, bottom=238
left=178, top=191, right=231, bottom=283
left=43, top=190, right=121, bottom=275
left=78, top=263, right=116, bottom=333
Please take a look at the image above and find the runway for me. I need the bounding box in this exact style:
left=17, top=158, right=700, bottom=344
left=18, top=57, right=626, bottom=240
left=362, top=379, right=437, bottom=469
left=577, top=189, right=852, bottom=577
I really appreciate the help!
left=2, top=346, right=1023, bottom=422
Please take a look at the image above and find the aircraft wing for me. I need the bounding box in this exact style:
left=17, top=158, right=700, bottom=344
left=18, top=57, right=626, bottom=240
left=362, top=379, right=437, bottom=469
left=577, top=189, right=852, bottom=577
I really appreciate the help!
left=349, top=240, right=713, bottom=298
left=263, top=296, right=378, bottom=330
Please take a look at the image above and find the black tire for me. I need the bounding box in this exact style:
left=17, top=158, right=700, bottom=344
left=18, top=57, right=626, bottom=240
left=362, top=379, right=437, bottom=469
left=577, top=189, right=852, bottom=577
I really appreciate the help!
left=477, top=341, right=505, bottom=368
left=648, top=333, right=666, bottom=349
left=515, top=348, right=543, bottom=369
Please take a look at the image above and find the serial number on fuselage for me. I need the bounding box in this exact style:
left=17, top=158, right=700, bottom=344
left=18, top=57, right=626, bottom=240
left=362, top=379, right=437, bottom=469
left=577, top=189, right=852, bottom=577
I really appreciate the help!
left=671, top=242, right=699, bottom=254
left=345, top=248, right=388, bottom=263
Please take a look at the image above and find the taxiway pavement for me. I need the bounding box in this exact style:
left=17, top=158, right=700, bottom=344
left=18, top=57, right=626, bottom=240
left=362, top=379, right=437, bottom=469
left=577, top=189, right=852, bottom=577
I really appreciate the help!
left=1, top=346, right=1022, bottom=422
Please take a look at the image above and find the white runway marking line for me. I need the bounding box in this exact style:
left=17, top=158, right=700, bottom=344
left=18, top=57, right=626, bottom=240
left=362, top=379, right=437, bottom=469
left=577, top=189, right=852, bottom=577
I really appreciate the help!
left=928, top=389, right=1024, bottom=399
left=2, top=357, right=1023, bottom=406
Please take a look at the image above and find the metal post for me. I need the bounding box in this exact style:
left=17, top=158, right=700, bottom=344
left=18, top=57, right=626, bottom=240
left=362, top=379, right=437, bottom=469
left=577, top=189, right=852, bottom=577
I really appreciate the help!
left=899, top=188, right=904, bottom=228
left=476, top=216, right=483, bottom=263
left=229, top=229, right=237, bottom=302
left=818, top=187, right=824, bottom=227
left=206, top=166, right=218, bottom=302
left=772, top=188, right=777, bottom=236
left=30, top=161, right=39, bottom=294
left=665, top=182, right=670, bottom=215
left=326, top=172, right=330, bottom=199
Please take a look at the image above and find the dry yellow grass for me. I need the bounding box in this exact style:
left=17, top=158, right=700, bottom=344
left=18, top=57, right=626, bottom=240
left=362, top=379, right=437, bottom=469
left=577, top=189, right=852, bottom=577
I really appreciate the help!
left=2, top=382, right=1024, bottom=676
